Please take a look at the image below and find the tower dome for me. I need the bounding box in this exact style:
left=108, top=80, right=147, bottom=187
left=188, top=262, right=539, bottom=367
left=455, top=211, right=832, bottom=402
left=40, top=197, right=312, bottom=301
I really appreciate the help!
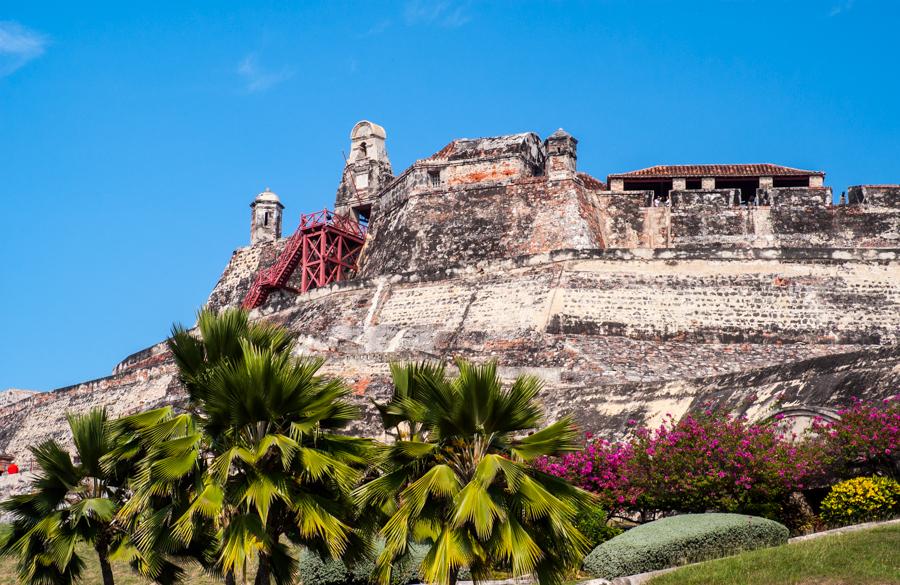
left=254, top=187, right=282, bottom=205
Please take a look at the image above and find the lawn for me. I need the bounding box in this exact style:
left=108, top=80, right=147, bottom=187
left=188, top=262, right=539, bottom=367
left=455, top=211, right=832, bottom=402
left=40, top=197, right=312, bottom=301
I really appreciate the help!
left=649, top=523, right=900, bottom=585
left=0, top=551, right=252, bottom=585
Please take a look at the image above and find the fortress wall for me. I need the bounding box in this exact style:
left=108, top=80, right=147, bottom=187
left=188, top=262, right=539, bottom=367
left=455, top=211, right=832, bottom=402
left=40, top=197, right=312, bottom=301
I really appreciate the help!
left=550, top=258, right=900, bottom=344
left=538, top=345, right=900, bottom=439
left=206, top=239, right=286, bottom=311
left=848, top=185, right=900, bottom=208
left=358, top=177, right=601, bottom=277
left=260, top=249, right=900, bottom=352
left=442, top=157, right=530, bottom=186
left=3, top=250, right=899, bottom=459
left=606, top=188, right=900, bottom=250
left=0, top=362, right=179, bottom=462
left=204, top=184, right=900, bottom=315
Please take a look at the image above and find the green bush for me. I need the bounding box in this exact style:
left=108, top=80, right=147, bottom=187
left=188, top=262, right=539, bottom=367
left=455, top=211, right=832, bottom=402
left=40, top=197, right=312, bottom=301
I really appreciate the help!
left=298, top=542, right=427, bottom=585
left=582, top=513, right=789, bottom=579
left=820, top=476, right=900, bottom=526
left=576, top=505, right=623, bottom=549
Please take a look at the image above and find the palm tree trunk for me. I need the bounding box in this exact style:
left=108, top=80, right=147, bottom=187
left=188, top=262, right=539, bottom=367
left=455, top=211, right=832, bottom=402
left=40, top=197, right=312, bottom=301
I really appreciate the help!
left=254, top=553, right=270, bottom=585
left=96, top=545, right=115, bottom=585
left=225, top=570, right=236, bottom=585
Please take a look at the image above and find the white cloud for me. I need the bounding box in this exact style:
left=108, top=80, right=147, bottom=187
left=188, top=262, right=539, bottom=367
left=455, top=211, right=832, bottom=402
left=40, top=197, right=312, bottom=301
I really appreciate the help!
left=829, top=0, right=854, bottom=16
left=404, top=1, right=471, bottom=28
left=0, top=21, right=48, bottom=77
left=237, top=53, right=293, bottom=93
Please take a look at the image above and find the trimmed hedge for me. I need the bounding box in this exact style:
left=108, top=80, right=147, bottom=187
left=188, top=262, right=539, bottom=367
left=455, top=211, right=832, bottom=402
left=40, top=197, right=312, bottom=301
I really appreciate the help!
left=583, top=513, right=789, bottom=579
left=298, top=542, right=427, bottom=585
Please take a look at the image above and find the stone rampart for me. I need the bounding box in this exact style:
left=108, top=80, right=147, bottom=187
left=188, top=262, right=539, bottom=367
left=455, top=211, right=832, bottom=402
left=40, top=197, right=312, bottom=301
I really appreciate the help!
left=3, top=248, right=899, bottom=460
left=0, top=362, right=178, bottom=462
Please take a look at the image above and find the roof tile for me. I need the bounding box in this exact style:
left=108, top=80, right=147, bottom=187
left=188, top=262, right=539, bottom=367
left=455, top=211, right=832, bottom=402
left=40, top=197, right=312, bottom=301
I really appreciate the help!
left=608, top=164, right=824, bottom=180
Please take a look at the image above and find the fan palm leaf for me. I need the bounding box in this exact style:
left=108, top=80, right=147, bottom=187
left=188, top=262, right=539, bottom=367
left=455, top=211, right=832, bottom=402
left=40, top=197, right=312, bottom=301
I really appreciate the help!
left=0, top=408, right=134, bottom=585
left=122, top=308, right=371, bottom=585
left=358, top=359, right=594, bottom=585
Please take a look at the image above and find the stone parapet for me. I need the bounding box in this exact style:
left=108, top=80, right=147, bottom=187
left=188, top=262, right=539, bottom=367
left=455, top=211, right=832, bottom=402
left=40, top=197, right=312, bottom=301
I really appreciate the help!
left=848, top=185, right=900, bottom=208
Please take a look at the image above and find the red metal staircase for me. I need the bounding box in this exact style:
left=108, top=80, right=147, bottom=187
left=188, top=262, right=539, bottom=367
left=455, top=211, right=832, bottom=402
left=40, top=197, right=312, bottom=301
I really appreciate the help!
left=242, top=209, right=367, bottom=310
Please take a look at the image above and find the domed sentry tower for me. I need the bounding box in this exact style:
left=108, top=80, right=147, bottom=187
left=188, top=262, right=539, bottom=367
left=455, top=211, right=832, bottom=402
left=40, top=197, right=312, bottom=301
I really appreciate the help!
left=250, top=187, right=284, bottom=244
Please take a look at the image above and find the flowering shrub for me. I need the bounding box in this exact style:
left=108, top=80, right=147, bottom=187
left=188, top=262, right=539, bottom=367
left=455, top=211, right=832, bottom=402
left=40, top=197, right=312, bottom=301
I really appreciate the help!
left=819, top=476, right=900, bottom=526
left=534, top=434, right=638, bottom=511
left=536, top=410, right=827, bottom=521
left=625, top=411, right=826, bottom=518
left=813, top=396, right=900, bottom=479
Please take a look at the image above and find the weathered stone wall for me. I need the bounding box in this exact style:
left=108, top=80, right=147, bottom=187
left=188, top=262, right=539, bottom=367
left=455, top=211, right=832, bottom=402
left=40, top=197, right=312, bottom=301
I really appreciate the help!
left=0, top=361, right=179, bottom=462
left=358, top=177, right=601, bottom=277
left=847, top=185, right=900, bottom=208
left=4, top=247, right=900, bottom=459
left=0, top=389, right=39, bottom=407
left=539, top=345, right=900, bottom=439
left=206, top=239, right=286, bottom=311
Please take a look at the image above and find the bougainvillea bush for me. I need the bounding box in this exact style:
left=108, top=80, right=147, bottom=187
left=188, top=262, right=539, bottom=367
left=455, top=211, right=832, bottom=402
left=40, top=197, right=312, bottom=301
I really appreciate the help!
left=537, top=398, right=900, bottom=528
left=813, top=396, right=900, bottom=480
left=625, top=412, right=828, bottom=518
left=536, top=409, right=828, bottom=521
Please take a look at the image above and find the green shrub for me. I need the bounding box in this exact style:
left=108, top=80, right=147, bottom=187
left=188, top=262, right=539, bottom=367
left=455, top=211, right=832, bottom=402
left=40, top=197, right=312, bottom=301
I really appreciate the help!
left=576, top=505, right=623, bottom=549
left=298, top=542, right=427, bottom=585
left=820, top=476, right=900, bottom=526
left=582, top=513, right=789, bottom=579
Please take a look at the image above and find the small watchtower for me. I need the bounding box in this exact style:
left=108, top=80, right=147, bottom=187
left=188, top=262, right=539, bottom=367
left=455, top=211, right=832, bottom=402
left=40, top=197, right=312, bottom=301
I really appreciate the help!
left=334, top=120, right=394, bottom=224
left=250, top=188, right=284, bottom=245
left=545, top=128, right=578, bottom=181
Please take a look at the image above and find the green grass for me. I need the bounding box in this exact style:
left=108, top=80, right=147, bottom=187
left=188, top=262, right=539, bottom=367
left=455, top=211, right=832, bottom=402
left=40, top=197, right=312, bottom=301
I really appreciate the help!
left=0, top=549, right=250, bottom=585
left=649, top=524, right=900, bottom=585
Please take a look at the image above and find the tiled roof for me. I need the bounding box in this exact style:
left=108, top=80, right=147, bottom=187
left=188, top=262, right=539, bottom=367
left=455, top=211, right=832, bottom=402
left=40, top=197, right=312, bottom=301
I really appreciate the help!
left=608, top=164, right=824, bottom=180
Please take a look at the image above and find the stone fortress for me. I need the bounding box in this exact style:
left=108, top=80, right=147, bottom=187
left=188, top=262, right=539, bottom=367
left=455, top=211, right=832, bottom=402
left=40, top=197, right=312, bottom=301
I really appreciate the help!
left=3, top=120, right=900, bottom=463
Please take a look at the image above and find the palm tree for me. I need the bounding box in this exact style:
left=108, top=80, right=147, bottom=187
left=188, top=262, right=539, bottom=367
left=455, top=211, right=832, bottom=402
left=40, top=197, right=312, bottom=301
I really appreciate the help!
left=104, top=406, right=217, bottom=585
left=0, top=408, right=127, bottom=585
left=356, top=360, right=594, bottom=585
left=123, top=308, right=371, bottom=585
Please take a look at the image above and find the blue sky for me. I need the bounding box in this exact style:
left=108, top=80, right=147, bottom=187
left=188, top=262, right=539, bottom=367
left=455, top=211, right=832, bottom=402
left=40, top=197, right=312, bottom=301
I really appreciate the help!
left=2, top=0, right=899, bottom=391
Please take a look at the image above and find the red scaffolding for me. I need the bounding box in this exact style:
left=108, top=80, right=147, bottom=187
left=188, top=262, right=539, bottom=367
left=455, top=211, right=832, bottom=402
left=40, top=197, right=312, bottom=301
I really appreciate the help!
left=242, top=209, right=367, bottom=310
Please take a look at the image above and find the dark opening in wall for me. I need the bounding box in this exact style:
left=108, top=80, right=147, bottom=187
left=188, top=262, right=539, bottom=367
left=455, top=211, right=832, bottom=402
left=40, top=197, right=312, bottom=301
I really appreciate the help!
left=352, top=204, right=372, bottom=226
left=623, top=179, right=673, bottom=204
left=428, top=170, right=442, bottom=188
left=264, top=212, right=270, bottom=226
left=773, top=176, right=810, bottom=188
left=717, top=178, right=760, bottom=205
left=686, top=179, right=702, bottom=189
